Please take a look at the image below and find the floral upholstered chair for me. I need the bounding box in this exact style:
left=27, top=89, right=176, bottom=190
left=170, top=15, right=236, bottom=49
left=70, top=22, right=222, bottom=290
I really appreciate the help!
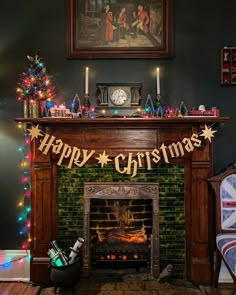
left=208, top=163, right=236, bottom=287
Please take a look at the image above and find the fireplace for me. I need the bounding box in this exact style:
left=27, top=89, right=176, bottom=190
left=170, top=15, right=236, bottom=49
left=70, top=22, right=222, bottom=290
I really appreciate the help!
left=82, top=183, right=159, bottom=277
left=17, top=117, right=229, bottom=284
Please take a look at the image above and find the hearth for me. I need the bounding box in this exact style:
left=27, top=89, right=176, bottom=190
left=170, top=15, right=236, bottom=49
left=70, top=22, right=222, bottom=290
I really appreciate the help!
left=83, top=183, right=159, bottom=277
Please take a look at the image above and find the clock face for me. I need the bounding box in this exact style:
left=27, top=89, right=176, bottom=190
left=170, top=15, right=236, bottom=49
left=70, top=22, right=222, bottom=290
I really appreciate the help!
left=110, top=88, right=128, bottom=106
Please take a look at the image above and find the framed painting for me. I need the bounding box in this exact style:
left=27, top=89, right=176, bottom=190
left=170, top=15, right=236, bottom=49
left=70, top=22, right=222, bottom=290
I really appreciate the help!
left=66, top=0, right=173, bottom=59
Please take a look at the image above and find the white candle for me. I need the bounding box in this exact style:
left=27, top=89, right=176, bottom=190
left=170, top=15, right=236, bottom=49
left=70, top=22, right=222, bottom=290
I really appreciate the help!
left=85, top=67, right=89, bottom=94
left=156, top=67, right=160, bottom=95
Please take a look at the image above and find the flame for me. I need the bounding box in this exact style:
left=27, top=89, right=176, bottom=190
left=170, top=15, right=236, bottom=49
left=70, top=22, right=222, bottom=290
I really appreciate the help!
left=97, top=225, right=147, bottom=244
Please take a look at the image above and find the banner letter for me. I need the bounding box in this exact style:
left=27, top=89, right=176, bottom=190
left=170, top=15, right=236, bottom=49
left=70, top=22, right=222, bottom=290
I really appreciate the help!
left=126, top=153, right=138, bottom=177
left=57, top=144, right=72, bottom=166
left=115, top=154, right=128, bottom=174
left=38, top=134, right=56, bottom=155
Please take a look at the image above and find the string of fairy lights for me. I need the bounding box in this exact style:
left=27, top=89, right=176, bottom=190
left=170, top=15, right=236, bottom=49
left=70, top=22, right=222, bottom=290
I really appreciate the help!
left=0, top=54, right=56, bottom=269
left=0, top=122, right=31, bottom=269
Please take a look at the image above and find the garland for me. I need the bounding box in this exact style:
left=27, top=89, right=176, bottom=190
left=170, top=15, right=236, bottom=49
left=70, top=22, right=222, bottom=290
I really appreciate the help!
left=27, top=124, right=217, bottom=177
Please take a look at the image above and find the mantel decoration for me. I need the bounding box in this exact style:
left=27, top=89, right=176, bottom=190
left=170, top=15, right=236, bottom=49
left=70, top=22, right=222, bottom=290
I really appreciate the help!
left=16, top=54, right=55, bottom=118
left=27, top=124, right=217, bottom=178
left=66, top=0, right=173, bottom=59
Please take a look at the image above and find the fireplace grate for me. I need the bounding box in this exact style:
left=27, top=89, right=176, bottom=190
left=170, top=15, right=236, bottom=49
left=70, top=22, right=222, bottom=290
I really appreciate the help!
left=93, top=249, right=150, bottom=268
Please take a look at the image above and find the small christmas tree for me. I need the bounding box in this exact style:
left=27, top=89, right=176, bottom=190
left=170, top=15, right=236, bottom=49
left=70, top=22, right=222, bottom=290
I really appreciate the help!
left=72, top=94, right=82, bottom=113
left=144, top=94, right=155, bottom=115
left=71, top=93, right=82, bottom=117
left=16, top=54, right=55, bottom=117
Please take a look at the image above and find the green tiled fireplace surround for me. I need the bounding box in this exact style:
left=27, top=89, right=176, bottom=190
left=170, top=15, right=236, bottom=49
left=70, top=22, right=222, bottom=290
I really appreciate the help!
left=58, top=164, right=185, bottom=278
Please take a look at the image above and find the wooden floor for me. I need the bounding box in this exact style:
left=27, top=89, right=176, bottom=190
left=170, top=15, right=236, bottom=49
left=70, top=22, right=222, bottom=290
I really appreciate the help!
left=0, top=282, right=40, bottom=295
left=0, top=281, right=235, bottom=295
left=200, top=285, right=236, bottom=295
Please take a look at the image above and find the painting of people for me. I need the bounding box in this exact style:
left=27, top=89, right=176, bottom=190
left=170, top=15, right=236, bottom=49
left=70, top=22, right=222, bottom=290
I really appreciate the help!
left=67, top=0, right=172, bottom=58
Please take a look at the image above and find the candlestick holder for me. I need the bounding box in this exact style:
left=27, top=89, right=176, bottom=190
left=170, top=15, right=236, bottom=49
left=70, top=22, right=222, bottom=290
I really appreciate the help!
left=156, top=94, right=163, bottom=117
left=83, top=94, right=91, bottom=116
left=156, top=94, right=161, bottom=106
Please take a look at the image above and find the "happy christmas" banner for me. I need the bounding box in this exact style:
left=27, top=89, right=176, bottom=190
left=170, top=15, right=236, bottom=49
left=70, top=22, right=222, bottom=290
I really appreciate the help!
left=28, top=124, right=216, bottom=177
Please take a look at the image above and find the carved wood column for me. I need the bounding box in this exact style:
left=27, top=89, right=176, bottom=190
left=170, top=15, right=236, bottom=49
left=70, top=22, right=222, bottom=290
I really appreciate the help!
left=190, top=128, right=214, bottom=285
left=30, top=135, right=58, bottom=283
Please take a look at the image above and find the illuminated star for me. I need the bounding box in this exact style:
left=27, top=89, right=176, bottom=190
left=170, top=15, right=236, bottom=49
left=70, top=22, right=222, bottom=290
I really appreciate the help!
left=27, top=124, right=43, bottom=140
left=200, top=125, right=217, bottom=142
left=96, top=150, right=112, bottom=168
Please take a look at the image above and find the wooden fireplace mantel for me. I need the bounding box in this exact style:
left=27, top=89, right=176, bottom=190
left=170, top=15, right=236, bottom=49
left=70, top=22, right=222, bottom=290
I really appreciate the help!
left=15, top=117, right=230, bottom=285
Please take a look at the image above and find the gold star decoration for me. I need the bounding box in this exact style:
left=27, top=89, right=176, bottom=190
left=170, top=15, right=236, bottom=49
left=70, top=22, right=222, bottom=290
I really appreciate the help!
left=96, top=150, right=112, bottom=168
left=27, top=124, right=43, bottom=140
left=200, top=125, right=217, bottom=143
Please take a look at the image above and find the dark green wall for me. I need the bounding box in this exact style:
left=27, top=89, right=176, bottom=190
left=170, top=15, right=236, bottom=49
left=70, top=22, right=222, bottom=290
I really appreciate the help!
left=1, top=0, right=236, bottom=248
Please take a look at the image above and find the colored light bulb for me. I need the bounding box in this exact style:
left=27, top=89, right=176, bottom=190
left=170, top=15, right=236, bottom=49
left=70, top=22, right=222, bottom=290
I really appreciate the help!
left=25, top=191, right=31, bottom=197
left=3, top=263, right=10, bottom=268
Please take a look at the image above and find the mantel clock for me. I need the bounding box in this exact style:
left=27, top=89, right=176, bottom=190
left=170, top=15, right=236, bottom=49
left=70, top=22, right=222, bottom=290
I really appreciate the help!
left=95, top=83, right=142, bottom=117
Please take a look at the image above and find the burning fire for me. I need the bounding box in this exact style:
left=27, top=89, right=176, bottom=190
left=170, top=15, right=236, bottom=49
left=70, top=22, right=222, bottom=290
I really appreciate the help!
left=96, top=225, right=147, bottom=244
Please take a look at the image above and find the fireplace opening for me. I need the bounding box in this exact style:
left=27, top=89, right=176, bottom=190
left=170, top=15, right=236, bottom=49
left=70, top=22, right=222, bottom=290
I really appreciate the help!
left=90, top=198, right=152, bottom=269
left=83, top=183, right=159, bottom=277
left=58, top=164, right=185, bottom=278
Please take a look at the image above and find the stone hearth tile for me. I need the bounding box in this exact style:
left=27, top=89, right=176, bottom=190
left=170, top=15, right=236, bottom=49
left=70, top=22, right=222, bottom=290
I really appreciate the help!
left=100, top=283, right=116, bottom=290
left=175, top=290, right=190, bottom=295
left=116, top=281, right=145, bottom=290
left=123, top=291, right=155, bottom=295
left=158, top=289, right=175, bottom=295
left=96, top=291, right=124, bottom=295
left=154, top=282, right=172, bottom=290
left=175, top=287, right=189, bottom=292
left=78, top=279, right=102, bottom=290
left=75, top=290, right=98, bottom=295
left=187, top=289, right=202, bottom=295
left=145, top=280, right=162, bottom=290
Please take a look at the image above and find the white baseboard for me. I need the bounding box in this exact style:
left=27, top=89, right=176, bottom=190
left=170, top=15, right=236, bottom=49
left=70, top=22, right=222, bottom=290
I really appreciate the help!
left=0, top=250, right=30, bottom=281
left=219, top=261, right=233, bottom=283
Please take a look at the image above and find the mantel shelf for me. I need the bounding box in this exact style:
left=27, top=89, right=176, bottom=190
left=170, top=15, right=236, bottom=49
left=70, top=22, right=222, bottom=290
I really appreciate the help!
left=15, top=116, right=230, bottom=126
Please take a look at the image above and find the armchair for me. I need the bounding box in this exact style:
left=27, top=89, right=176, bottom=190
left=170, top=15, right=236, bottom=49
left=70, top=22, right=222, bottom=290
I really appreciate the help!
left=208, top=163, right=236, bottom=287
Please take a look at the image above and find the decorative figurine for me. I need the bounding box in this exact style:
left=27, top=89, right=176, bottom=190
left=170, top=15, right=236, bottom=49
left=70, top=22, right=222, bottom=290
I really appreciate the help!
left=224, top=51, right=229, bottom=61
left=72, top=94, right=82, bottom=118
